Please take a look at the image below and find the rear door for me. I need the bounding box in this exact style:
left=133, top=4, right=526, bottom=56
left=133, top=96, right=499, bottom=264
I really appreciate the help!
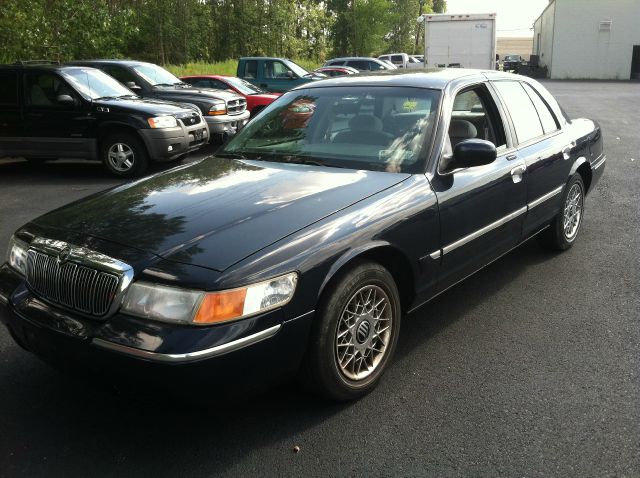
left=22, top=70, right=94, bottom=158
left=492, top=80, right=570, bottom=236
left=430, top=81, right=527, bottom=291
left=0, top=69, right=21, bottom=156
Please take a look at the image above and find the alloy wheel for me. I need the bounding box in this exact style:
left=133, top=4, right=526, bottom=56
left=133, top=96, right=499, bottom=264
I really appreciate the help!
left=563, top=182, right=583, bottom=241
left=335, top=285, right=393, bottom=381
left=107, top=143, right=135, bottom=172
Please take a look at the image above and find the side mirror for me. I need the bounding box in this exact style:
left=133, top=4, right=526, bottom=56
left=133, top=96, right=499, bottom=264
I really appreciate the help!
left=448, top=139, right=497, bottom=170
left=56, top=94, right=75, bottom=106
left=126, top=81, right=142, bottom=91
left=287, top=70, right=295, bottom=80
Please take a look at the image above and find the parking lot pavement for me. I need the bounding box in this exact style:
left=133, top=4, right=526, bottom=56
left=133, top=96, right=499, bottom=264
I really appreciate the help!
left=0, top=81, right=639, bottom=477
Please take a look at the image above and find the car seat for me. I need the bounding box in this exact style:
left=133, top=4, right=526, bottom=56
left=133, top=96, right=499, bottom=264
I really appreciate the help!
left=333, top=115, right=393, bottom=146
left=449, top=119, right=477, bottom=147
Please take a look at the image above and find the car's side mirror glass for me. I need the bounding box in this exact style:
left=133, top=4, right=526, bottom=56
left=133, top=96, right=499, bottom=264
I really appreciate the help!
left=446, top=139, right=497, bottom=171
left=126, top=81, right=141, bottom=91
left=56, top=94, right=75, bottom=106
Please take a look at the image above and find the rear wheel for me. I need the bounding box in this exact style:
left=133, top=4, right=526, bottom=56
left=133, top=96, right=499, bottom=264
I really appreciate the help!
left=101, top=132, right=149, bottom=178
left=537, top=174, right=585, bottom=250
left=302, top=261, right=401, bottom=401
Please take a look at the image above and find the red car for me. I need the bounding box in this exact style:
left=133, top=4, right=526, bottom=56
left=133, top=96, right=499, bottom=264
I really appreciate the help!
left=180, top=75, right=281, bottom=117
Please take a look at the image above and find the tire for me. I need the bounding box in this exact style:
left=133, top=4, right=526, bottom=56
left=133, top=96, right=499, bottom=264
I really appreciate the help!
left=301, top=260, right=402, bottom=401
left=537, top=173, right=585, bottom=250
left=100, top=132, right=149, bottom=178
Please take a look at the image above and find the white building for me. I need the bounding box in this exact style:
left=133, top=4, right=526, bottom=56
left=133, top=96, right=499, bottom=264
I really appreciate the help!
left=533, top=0, right=640, bottom=79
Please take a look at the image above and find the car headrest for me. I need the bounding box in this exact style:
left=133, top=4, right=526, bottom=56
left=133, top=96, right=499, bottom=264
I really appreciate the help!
left=449, top=119, right=477, bottom=138
left=349, top=114, right=383, bottom=132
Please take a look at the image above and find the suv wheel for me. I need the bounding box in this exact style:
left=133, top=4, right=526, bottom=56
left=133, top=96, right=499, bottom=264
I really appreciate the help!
left=101, top=132, right=149, bottom=178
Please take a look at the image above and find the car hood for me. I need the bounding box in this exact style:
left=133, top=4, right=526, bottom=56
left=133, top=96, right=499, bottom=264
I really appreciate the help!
left=33, top=158, right=409, bottom=271
left=93, top=97, right=197, bottom=115
left=154, top=86, right=243, bottom=102
left=250, top=93, right=281, bottom=100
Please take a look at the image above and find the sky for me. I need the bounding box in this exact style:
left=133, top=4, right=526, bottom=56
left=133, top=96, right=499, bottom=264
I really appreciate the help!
left=445, top=0, right=549, bottom=37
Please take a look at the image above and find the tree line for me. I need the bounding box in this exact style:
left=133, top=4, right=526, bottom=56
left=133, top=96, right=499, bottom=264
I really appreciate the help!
left=0, top=0, right=446, bottom=65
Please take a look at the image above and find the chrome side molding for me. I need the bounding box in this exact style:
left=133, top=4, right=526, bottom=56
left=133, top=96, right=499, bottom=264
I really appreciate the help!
left=92, top=324, right=282, bottom=363
left=527, top=185, right=563, bottom=210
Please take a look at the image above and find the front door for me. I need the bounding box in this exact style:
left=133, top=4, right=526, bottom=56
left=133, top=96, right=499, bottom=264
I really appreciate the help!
left=430, top=82, right=527, bottom=291
left=22, top=71, right=94, bottom=158
left=262, top=60, right=298, bottom=93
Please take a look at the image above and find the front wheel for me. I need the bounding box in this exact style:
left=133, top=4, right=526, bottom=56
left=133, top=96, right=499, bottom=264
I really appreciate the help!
left=537, top=173, right=585, bottom=250
left=301, top=261, right=401, bottom=401
left=101, top=132, right=149, bottom=178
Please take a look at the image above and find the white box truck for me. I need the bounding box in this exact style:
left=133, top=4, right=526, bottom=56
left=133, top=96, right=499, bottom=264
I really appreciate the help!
left=423, top=13, right=497, bottom=70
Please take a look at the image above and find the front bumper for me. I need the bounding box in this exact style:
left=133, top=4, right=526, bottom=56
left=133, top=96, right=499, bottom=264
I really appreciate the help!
left=0, top=264, right=313, bottom=389
left=205, top=110, right=250, bottom=136
left=139, top=120, right=210, bottom=162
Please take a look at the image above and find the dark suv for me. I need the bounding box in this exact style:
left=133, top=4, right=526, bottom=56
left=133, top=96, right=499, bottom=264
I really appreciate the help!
left=0, top=63, right=209, bottom=177
left=68, top=60, right=250, bottom=140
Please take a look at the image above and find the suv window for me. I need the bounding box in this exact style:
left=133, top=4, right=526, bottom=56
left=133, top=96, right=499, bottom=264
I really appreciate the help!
left=493, top=80, right=544, bottom=144
left=522, top=82, right=559, bottom=134
left=0, top=71, right=18, bottom=105
left=347, top=60, right=369, bottom=70
left=447, top=85, right=507, bottom=153
left=243, top=60, right=257, bottom=79
left=328, top=61, right=345, bottom=66
left=24, top=72, right=77, bottom=108
left=264, top=61, right=293, bottom=79
left=102, top=66, right=138, bottom=86
left=369, top=61, right=384, bottom=71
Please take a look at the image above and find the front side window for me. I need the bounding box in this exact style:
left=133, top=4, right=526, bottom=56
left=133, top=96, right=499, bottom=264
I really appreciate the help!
left=102, top=66, right=138, bottom=86
left=221, top=86, right=440, bottom=173
left=0, top=71, right=17, bottom=105
left=25, top=72, right=79, bottom=108
left=347, top=61, right=369, bottom=70
left=450, top=86, right=507, bottom=150
left=264, top=61, right=293, bottom=79
left=493, top=80, right=544, bottom=144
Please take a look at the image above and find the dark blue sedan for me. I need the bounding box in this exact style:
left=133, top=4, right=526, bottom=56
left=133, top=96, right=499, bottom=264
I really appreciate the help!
left=1, top=69, right=605, bottom=400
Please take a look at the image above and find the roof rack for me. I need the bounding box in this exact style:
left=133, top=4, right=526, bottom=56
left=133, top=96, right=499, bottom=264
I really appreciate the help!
left=14, top=60, right=60, bottom=66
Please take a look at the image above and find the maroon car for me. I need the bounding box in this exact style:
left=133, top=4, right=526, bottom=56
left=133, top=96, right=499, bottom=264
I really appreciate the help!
left=181, top=75, right=281, bottom=117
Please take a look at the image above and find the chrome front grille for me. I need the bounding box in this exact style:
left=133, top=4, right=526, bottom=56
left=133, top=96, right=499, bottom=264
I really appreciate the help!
left=26, top=249, right=120, bottom=317
left=226, top=98, right=247, bottom=115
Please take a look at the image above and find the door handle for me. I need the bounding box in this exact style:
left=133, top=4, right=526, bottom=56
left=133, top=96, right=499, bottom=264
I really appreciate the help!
left=510, top=165, right=526, bottom=183
left=562, top=144, right=573, bottom=160
left=506, top=153, right=518, bottom=161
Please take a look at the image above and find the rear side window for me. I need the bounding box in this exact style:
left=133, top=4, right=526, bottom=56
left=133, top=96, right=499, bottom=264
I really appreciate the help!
left=0, top=71, right=18, bottom=105
left=328, top=61, right=345, bottom=66
left=493, top=80, right=543, bottom=144
left=391, top=55, right=403, bottom=63
left=347, top=60, right=369, bottom=70
left=522, top=82, right=559, bottom=134
left=243, top=60, right=257, bottom=79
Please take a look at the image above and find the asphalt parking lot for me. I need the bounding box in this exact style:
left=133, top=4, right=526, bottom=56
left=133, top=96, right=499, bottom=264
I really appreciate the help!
left=1, top=81, right=639, bottom=477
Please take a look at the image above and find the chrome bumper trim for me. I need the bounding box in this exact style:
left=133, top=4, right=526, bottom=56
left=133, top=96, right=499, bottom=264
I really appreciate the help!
left=443, top=206, right=528, bottom=255
left=527, top=185, right=564, bottom=210
left=592, top=154, right=606, bottom=170
left=92, top=324, right=281, bottom=363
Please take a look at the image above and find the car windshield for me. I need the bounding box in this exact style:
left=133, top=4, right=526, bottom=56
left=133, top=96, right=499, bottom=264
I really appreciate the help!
left=221, top=86, right=440, bottom=173
left=283, top=59, right=311, bottom=78
left=505, top=55, right=520, bottom=61
left=133, top=64, right=182, bottom=86
left=62, top=68, right=135, bottom=100
left=223, top=76, right=266, bottom=95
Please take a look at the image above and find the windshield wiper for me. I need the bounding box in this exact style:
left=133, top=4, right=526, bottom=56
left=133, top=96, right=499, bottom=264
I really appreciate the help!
left=267, top=155, right=345, bottom=168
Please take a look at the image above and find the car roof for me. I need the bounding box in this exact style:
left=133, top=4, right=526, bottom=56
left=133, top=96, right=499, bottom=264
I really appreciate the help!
left=300, top=68, right=517, bottom=91
left=0, top=63, right=100, bottom=72
left=239, top=57, right=294, bottom=61
left=66, top=59, right=154, bottom=68
left=327, top=57, right=383, bottom=62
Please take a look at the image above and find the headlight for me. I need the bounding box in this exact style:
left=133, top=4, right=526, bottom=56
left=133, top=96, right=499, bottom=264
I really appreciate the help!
left=208, top=102, right=227, bottom=116
left=121, top=272, right=298, bottom=325
left=6, top=235, right=29, bottom=276
left=147, top=116, right=178, bottom=128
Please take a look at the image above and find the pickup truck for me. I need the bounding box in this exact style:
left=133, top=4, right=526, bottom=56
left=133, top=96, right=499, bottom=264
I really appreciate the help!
left=237, top=57, right=325, bottom=93
left=378, top=53, right=424, bottom=69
